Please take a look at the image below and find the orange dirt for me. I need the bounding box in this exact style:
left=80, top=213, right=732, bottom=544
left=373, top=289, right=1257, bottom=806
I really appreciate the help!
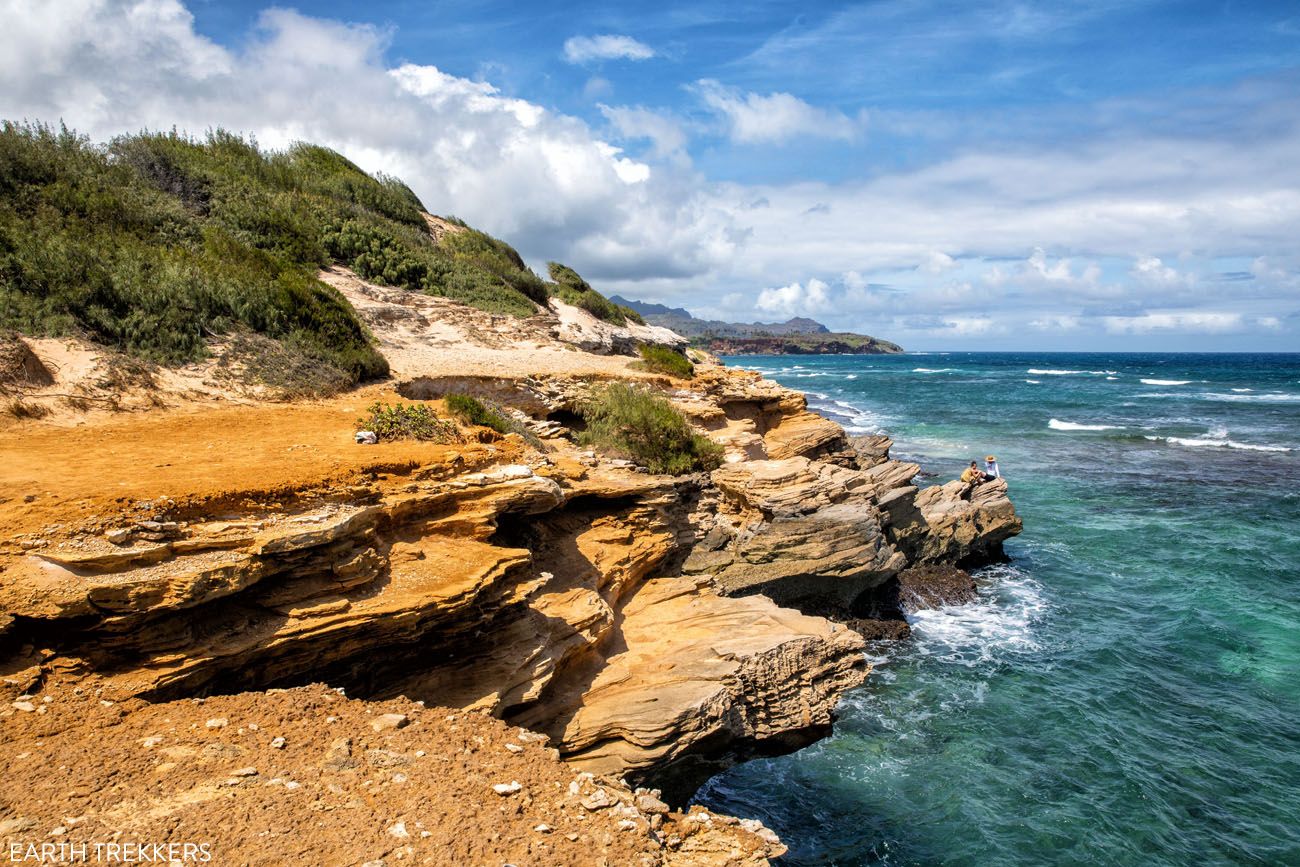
left=0, top=384, right=519, bottom=542
left=0, top=684, right=777, bottom=866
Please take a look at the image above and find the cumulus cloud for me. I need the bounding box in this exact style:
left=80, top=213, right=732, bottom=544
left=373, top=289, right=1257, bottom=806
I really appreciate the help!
left=598, top=104, right=690, bottom=164
left=692, top=79, right=860, bottom=144
left=755, top=279, right=831, bottom=317
left=1102, top=312, right=1248, bottom=334
left=562, top=34, right=654, bottom=64
left=918, top=251, right=957, bottom=274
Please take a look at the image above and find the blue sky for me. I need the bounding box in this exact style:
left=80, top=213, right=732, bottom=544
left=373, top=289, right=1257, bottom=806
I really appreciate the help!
left=3, top=0, right=1299, bottom=350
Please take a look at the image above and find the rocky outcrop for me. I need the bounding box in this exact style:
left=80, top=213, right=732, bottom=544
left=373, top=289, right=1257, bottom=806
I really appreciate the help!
left=886, top=477, right=1021, bottom=565
left=0, top=345, right=1019, bottom=826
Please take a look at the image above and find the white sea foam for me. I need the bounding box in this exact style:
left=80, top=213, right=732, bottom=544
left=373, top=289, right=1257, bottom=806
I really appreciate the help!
left=1143, top=430, right=1292, bottom=452
left=913, top=367, right=956, bottom=373
left=1106, top=376, right=1119, bottom=380
left=845, top=374, right=858, bottom=380
left=1201, top=392, right=1300, bottom=403
left=1141, top=378, right=1192, bottom=386
left=1231, top=388, right=1253, bottom=393
left=1025, top=379, right=1041, bottom=384
left=1027, top=368, right=1116, bottom=376
left=906, top=564, right=1046, bottom=665
left=1048, top=418, right=1125, bottom=431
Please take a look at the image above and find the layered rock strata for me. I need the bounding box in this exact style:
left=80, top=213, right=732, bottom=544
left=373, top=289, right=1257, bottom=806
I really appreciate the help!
left=1, top=335, right=1019, bottom=825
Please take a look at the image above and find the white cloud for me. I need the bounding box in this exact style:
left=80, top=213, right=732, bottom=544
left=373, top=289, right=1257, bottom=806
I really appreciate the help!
left=755, top=279, right=831, bottom=317
left=562, top=34, right=654, bottom=64
left=598, top=104, right=690, bottom=164
left=1102, top=312, right=1245, bottom=334
left=1029, top=315, right=1081, bottom=331
left=918, top=250, right=957, bottom=274
left=1131, top=255, right=1191, bottom=287
left=692, top=79, right=860, bottom=144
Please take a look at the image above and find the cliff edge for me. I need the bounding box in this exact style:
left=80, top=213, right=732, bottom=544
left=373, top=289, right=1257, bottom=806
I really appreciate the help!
left=2, top=175, right=1016, bottom=864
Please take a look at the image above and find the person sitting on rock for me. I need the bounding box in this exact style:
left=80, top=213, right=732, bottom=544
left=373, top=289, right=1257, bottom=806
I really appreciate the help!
left=984, top=455, right=1001, bottom=479
left=959, top=460, right=997, bottom=499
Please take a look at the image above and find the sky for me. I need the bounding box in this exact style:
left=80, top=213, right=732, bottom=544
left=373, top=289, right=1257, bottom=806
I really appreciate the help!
left=2, top=1, right=1299, bottom=351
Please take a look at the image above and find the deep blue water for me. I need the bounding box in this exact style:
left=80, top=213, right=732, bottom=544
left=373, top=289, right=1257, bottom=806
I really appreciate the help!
left=697, top=353, right=1300, bottom=866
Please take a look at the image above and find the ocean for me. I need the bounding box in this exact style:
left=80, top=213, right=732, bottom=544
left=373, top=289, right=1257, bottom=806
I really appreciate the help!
left=696, top=352, right=1300, bottom=866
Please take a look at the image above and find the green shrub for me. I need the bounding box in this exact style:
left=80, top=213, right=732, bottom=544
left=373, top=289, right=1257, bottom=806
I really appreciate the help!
left=0, top=122, right=554, bottom=391
left=577, top=382, right=722, bottom=475
left=544, top=261, right=645, bottom=326
left=635, top=344, right=694, bottom=378
left=444, top=392, right=542, bottom=445
left=444, top=393, right=512, bottom=433
left=547, top=261, right=592, bottom=293
left=357, top=401, right=459, bottom=442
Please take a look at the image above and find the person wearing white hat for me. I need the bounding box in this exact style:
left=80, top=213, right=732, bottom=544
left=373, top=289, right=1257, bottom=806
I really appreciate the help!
left=984, top=455, right=1001, bottom=479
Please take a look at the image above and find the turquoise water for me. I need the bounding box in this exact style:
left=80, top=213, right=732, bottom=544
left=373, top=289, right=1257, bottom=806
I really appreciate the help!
left=697, top=353, right=1300, bottom=866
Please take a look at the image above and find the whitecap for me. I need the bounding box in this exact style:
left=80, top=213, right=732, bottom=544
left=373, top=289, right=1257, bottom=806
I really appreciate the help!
left=913, top=367, right=956, bottom=373
left=845, top=374, right=858, bottom=380
left=1141, top=378, right=1192, bottom=386
left=1106, top=376, right=1118, bottom=380
left=1024, top=379, right=1041, bottom=384
left=1231, top=388, right=1253, bottom=393
left=1027, top=368, right=1083, bottom=375
left=1048, top=418, right=1126, bottom=431
left=1143, top=434, right=1291, bottom=453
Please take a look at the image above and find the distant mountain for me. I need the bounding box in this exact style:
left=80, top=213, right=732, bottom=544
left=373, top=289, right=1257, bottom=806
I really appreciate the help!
left=609, top=295, right=902, bottom=355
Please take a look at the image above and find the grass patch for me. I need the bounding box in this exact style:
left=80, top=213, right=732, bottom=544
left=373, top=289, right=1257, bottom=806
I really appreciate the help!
left=444, top=393, right=543, bottom=446
left=577, top=382, right=722, bottom=475
left=358, top=401, right=459, bottom=443
left=545, top=261, right=645, bottom=326
left=444, top=393, right=513, bottom=433
left=634, top=344, right=694, bottom=378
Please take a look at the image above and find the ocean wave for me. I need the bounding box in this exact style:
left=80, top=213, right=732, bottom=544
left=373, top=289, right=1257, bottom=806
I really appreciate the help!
left=1049, top=418, right=1126, bottom=431
left=1025, top=379, right=1041, bottom=384
left=1027, top=368, right=1116, bottom=376
left=1231, top=388, right=1253, bottom=393
left=913, top=367, right=956, bottom=373
left=1143, top=435, right=1292, bottom=453
left=1141, top=378, right=1193, bottom=386
left=905, top=564, right=1046, bottom=665
left=1200, top=392, right=1300, bottom=403
left=845, top=374, right=858, bottom=380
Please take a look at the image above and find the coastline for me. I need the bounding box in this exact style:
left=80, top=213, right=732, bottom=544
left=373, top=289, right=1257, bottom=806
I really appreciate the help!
left=0, top=296, right=1019, bottom=864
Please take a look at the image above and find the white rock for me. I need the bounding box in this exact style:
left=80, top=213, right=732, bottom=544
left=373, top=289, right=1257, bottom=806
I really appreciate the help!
left=504, top=743, right=523, bottom=753
left=370, top=713, right=408, bottom=733
left=205, top=718, right=228, bottom=729
left=12, top=701, right=35, bottom=712
left=492, top=781, right=522, bottom=796
left=387, top=821, right=410, bottom=839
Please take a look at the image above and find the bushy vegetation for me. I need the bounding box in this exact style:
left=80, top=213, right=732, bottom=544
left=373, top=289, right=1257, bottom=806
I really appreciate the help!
left=0, top=122, right=551, bottom=389
left=444, top=392, right=542, bottom=445
left=545, top=261, right=644, bottom=326
left=357, top=401, right=459, bottom=442
left=444, top=393, right=513, bottom=434
left=577, top=383, right=722, bottom=475
left=634, top=343, right=694, bottom=378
